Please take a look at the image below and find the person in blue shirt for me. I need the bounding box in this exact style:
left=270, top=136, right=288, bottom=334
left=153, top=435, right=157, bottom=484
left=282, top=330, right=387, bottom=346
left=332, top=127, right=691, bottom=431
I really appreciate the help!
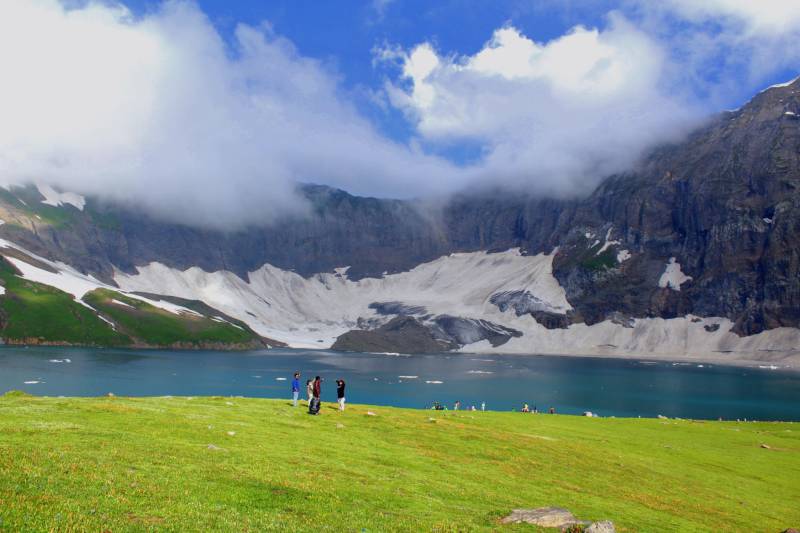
left=291, top=372, right=301, bottom=407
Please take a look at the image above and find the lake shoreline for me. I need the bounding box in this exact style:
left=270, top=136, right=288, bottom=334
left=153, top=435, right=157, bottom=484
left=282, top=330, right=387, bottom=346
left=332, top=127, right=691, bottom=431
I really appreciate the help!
left=453, top=348, right=800, bottom=371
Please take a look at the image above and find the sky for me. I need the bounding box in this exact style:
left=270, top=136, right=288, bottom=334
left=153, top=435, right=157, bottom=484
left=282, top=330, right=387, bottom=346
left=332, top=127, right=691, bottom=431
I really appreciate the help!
left=0, top=0, right=799, bottom=228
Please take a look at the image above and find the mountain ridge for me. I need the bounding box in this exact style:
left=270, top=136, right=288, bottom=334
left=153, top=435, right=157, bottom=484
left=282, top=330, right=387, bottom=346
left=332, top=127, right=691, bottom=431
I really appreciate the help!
left=0, top=78, right=798, bottom=357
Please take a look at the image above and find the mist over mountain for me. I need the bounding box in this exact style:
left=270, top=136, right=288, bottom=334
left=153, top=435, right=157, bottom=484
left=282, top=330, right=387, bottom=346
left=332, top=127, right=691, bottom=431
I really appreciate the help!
left=2, top=1, right=799, bottom=229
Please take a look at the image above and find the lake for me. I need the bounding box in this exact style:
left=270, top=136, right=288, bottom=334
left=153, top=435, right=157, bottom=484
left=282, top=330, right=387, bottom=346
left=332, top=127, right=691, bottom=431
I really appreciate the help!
left=2, top=346, right=800, bottom=421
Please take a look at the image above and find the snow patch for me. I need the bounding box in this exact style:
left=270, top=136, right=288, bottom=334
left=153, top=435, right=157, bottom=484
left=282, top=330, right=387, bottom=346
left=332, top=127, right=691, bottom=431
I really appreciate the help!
left=764, top=76, right=799, bottom=91
left=617, top=250, right=631, bottom=263
left=111, top=299, right=133, bottom=308
left=596, top=227, right=621, bottom=256
left=658, top=257, right=692, bottom=291
left=36, top=184, right=85, bottom=211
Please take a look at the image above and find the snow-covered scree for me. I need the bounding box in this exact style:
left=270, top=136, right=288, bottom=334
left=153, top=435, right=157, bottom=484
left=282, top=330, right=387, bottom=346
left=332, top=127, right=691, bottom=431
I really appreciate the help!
left=114, top=249, right=570, bottom=348
left=35, top=184, right=85, bottom=211
left=113, top=249, right=800, bottom=361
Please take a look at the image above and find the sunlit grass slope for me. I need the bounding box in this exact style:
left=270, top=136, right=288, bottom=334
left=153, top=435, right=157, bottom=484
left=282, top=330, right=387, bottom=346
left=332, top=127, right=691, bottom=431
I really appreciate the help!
left=0, top=394, right=798, bottom=532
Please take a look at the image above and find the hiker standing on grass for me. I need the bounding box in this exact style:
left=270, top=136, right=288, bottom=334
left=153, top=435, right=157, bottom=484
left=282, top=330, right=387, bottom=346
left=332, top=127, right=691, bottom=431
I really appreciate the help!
left=291, top=372, right=301, bottom=407
left=336, top=379, right=346, bottom=411
left=313, top=376, right=322, bottom=401
left=306, top=379, right=314, bottom=405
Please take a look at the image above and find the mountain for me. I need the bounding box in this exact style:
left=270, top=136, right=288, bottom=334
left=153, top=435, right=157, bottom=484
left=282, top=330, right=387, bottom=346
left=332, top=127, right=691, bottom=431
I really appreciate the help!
left=0, top=78, right=799, bottom=361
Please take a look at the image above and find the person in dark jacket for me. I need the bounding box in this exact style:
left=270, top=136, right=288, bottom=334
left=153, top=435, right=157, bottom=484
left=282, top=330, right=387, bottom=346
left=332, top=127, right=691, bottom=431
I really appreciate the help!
left=336, top=379, right=346, bottom=411
left=313, top=376, right=322, bottom=400
left=308, top=376, right=323, bottom=415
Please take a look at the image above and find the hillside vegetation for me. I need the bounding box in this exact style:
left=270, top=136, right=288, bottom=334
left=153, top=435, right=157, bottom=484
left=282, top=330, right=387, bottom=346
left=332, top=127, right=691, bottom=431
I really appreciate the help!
left=83, top=289, right=260, bottom=347
left=0, top=257, right=269, bottom=349
left=0, top=259, right=130, bottom=346
left=1, top=394, right=798, bottom=531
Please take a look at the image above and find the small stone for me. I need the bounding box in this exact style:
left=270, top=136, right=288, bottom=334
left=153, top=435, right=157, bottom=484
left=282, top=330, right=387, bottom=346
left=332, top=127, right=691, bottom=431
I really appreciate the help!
left=760, top=443, right=771, bottom=449
left=585, top=520, right=616, bottom=533
left=428, top=418, right=437, bottom=423
left=207, top=444, right=221, bottom=450
left=366, top=411, right=377, bottom=416
left=583, top=411, right=594, bottom=417
left=781, top=528, right=800, bottom=533
left=500, top=507, right=578, bottom=527
left=227, top=431, right=235, bottom=436
left=336, top=423, right=345, bottom=429
left=107, top=392, right=115, bottom=397
left=225, top=401, right=234, bottom=406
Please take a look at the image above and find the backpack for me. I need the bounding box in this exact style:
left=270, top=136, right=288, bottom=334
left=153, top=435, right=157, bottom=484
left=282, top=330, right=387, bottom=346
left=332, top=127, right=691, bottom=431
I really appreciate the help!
left=308, top=397, right=321, bottom=415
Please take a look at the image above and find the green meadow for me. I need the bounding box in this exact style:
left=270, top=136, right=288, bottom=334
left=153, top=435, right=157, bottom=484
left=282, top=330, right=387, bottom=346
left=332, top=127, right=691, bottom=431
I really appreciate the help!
left=0, top=393, right=798, bottom=532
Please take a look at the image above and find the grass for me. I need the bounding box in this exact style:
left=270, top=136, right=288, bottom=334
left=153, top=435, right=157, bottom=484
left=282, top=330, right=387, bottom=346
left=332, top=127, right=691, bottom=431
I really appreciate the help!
left=0, top=260, right=262, bottom=348
left=578, top=249, right=617, bottom=272
left=0, top=395, right=798, bottom=532
left=82, top=289, right=260, bottom=346
left=0, top=260, right=130, bottom=346
left=0, top=184, right=78, bottom=228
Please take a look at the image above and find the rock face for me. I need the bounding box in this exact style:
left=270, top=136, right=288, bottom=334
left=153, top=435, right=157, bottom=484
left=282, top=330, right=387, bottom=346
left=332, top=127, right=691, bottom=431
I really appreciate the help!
left=0, top=79, right=799, bottom=346
left=332, top=316, right=456, bottom=354
left=331, top=315, right=522, bottom=353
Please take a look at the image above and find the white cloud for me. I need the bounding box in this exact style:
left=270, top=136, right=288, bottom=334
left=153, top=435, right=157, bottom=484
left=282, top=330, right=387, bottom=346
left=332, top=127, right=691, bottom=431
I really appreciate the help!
left=0, top=0, right=461, bottom=228
left=661, top=0, right=800, bottom=36
left=2, top=0, right=796, bottom=230
left=632, top=0, right=800, bottom=94
left=383, top=15, right=699, bottom=196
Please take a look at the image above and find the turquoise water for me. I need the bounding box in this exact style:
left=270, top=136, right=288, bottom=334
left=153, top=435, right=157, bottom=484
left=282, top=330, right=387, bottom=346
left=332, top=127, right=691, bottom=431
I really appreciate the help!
left=2, top=346, right=799, bottom=420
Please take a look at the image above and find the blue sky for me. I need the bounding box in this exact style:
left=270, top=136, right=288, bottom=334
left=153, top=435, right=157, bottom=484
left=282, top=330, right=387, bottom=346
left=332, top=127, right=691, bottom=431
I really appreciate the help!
left=118, top=0, right=798, bottom=157
left=119, top=1, right=613, bottom=146
left=1, top=1, right=799, bottom=227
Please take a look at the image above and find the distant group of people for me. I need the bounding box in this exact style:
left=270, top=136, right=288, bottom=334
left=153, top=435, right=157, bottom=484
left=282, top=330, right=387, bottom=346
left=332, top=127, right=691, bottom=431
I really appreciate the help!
left=291, top=372, right=346, bottom=415
left=431, top=400, right=486, bottom=411
left=521, top=404, right=555, bottom=414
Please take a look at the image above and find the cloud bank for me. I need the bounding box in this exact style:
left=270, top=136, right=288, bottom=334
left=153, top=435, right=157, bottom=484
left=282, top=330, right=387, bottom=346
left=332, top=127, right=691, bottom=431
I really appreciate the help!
left=381, top=15, right=699, bottom=196
left=0, top=0, right=461, bottom=227
left=0, top=1, right=798, bottom=228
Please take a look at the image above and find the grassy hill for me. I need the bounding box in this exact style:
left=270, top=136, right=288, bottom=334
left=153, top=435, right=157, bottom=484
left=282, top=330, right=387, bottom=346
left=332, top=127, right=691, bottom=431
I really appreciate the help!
left=0, top=257, right=273, bottom=349
left=83, top=289, right=263, bottom=347
left=0, top=259, right=131, bottom=346
left=0, top=394, right=798, bottom=532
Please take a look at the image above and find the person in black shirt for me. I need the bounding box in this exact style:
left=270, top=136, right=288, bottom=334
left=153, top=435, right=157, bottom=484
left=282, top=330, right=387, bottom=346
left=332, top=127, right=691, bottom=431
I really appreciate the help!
left=336, top=379, right=346, bottom=411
